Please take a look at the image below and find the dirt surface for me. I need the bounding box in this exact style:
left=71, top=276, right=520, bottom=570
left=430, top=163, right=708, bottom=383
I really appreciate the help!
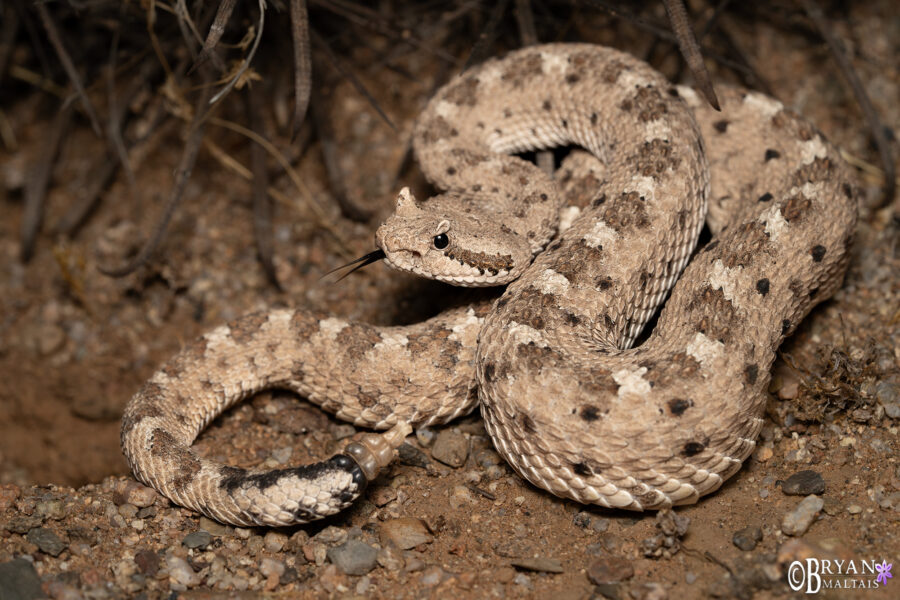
left=1, top=2, right=899, bottom=599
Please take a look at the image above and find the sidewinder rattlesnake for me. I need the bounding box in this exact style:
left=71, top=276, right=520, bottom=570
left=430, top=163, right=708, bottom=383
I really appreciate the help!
left=121, top=44, right=858, bottom=526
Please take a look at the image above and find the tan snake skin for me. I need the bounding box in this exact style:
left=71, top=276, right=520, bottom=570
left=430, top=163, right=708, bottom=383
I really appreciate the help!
left=121, top=44, right=857, bottom=525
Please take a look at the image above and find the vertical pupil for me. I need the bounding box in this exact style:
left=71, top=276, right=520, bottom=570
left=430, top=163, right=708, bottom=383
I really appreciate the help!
left=434, top=233, right=449, bottom=249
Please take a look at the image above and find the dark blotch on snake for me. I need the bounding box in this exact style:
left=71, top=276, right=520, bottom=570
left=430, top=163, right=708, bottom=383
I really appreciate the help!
left=667, top=398, right=693, bottom=416
left=745, top=364, right=759, bottom=385
left=756, top=278, right=770, bottom=296
left=580, top=405, right=601, bottom=422
left=682, top=441, right=706, bottom=456
left=810, top=245, right=826, bottom=262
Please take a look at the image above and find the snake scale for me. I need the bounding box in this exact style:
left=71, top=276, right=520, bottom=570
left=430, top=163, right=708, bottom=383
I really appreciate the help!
left=121, top=44, right=857, bottom=526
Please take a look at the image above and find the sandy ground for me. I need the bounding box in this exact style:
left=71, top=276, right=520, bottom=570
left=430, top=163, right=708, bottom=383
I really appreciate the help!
left=1, top=2, right=898, bottom=598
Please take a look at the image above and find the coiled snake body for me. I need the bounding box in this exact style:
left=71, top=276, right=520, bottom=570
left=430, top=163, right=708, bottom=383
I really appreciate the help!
left=121, top=44, right=857, bottom=526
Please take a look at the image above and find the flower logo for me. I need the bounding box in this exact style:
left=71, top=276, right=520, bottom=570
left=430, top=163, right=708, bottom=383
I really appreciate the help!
left=875, top=560, right=893, bottom=586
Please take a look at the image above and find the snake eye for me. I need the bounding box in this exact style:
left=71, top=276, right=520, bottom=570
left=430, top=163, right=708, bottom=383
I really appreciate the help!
left=433, top=233, right=449, bottom=249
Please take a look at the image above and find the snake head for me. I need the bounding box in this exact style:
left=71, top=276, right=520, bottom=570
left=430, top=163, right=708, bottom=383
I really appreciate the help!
left=375, top=188, right=532, bottom=286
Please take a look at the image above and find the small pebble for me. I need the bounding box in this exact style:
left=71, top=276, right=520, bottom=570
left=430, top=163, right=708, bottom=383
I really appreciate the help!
left=510, top=557, right=563, bottom=573
left=259, top=557, right=285, bottom=580
left=782, top=495, right=824, bottom=536
left=182, top=531, right=212, bottom=549
left=314, top=526, right=348, bottom=546
left=379, top=517, right=433, bottom=550
left=327, top=540, right=378, bottom=576
left=271, top=447, right=292, bottom=464
left=398, top=444, right=431, bottom=469
left=166, top=556, right=201, bottom=587
left=199, top=516, right=228, bottom=536
left=513, top=573, right=533, bottom=589
left=587, top=557, right=634, bottom=584
left=685, top=572, right=697, bottom=584
left=420, top=565, right=446, bottom=586
left=26, top=527, right=67, bottom=557
left=847, top=504, right=862, bottom=515
left=732, top=526, right=763, bottom=551
left=431, top=429, right=469, bottom=468
left=449, top=485, right=477, bottom=509
left=376, top=546, right=405, bottom=571
left=415, top=427, right=437, bottom=447
left=134, top=549, right=160, bottom=576
left=371, top=486, right=397, bottom=507
left=782, top=470, right=825, bottom=496
left=123, top=482, right=158, bottom=508
left=754, top=446, right=774, bottom=462
left=264, top=531, right=288, bottom=553
left=0, top=558, right=44, bottom=600
left=876, top=381, right=900, bottom=419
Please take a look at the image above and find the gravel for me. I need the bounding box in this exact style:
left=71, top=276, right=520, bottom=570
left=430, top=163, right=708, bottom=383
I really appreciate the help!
left=587, top=557, right=635, bottom=584
left=430, top=429, right=469, bottom=468
left=782, top=495, right=825, bottom=536
left=782, top=470, right=826, bottom=495
left=509, top=557, right=564, bottom=573
left=379, top=517, right=433, bottom=550
left=732, top=526, right=763, bottom=551
left=182, top=530, right=212, bottom=549
left=26, top=527, right=67, bottom=556
left=0, top=558, right=44, bottom=600
left=327, top=540, right=378, bottom=576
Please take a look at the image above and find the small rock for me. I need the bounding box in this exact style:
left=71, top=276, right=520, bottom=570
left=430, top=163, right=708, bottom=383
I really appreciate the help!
left=587, top=557, right=634, bottom=584
left=271, top=447, right=292, bottom=464
left=166, top=555, right=201, bottom=587
left=642, top=509, right=690, bottom=558
left=123, top=482, right=158, bottom=508
left=264, top=531, right=288, bottom=553
left=370, top=486, right=397, bottom=507
left=26, top=527, right=67, bottom=556
left=259, top=557, right=285, bottom=584
left=431, top=429, right=469, bottom=468
left=0, top=558, right=44, bottom=600
left=732, top=526, right=762, bottom=551
left=449, top=485, right=477, bottom=509
left=376, top=546, right=405, bottom=571
left=134, top=549, right=160, bottom=576
left=327, top=540, right=378, bottom=576
left=510, top=557, right=564, bottom=573
left=632, top=582, right=668, bottom=600
left=199, top=516, right=228, bottom=536
left=379, top=517, right=433, bottom=550
left=4, top=515, right=43, bottom=534
left=415, top=427, right=437, bottom=447
left=754, top=446, right=774, bottom=462
left=474, top=448, right=502, bottom=468
left=782, top=470, right=825, bottom=496
left=782, top=495, right=824, bottom=536
left=35, top=499, right=65, bottom=521
left=876, top=381, right=900, bottom=419
left=420, top=565, right=446, bottom=586
left=847, top=504, right=863, bottom=514
left=314, top=526, right=348, bottom=546
left=495, top=566, right=516, bottom=583
left=513, top=573, right=532, bottom=589
left=397, top=444, right=431, bottom=469
left=182, top=530, right=212, bottom=549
